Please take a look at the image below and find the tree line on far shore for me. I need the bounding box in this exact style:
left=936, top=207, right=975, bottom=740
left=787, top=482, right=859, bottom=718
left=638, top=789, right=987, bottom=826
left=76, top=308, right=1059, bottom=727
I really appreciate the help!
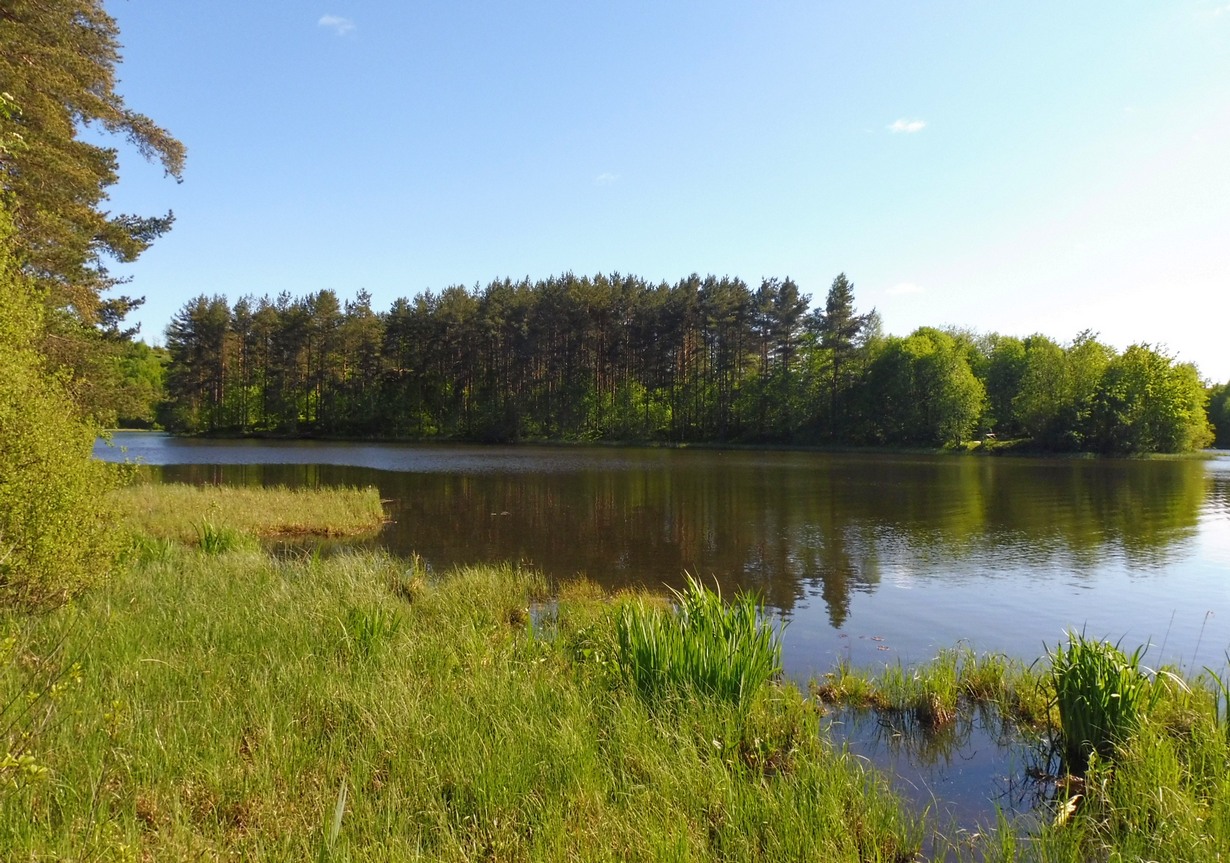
left=156, top=273, right=1218, bottom=454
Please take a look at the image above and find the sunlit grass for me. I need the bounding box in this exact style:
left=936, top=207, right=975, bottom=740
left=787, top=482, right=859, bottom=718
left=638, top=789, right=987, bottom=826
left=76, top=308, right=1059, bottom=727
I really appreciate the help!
left=0, top=496, right=921, bottom=861
left=616, top=575, right=782, bottom=708
left=812, top=645, right=1048, bottom=730
left=1047, top=631, right=1162, bottom=772
left=5, top=484, right=1228, bottom=860
left=114, top=482, right=386, bottom=545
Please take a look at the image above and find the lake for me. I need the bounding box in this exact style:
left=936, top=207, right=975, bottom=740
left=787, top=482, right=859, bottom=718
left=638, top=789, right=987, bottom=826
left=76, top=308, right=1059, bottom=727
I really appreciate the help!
left=96, top=432, right=1230, bottom=679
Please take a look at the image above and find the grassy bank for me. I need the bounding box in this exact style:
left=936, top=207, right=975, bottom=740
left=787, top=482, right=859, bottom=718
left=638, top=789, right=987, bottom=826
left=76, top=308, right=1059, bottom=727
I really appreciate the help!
left=3, top=485, right=1228, bottom=860
left=1, top=488, right=918, bottom=861
left=815, top=642, right=1230, bottom=860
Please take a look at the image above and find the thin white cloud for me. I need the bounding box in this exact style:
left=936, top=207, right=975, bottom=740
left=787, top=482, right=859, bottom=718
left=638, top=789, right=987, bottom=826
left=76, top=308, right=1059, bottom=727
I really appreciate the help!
left=594, top=172, right=619, bottom=186
left=318, top=15, right=356, bottom=36
left=886, top=282, right=925, bottom=296
left=888, top=118, right=927, bottom=134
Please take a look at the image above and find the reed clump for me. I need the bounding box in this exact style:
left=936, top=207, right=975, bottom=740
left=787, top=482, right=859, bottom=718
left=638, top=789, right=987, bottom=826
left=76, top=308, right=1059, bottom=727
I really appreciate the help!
left=812, top=646, right=1046, bottom=730
left=1047, top=631, right=1162, bottom=772
left=615, top=575, right=782, bottom=708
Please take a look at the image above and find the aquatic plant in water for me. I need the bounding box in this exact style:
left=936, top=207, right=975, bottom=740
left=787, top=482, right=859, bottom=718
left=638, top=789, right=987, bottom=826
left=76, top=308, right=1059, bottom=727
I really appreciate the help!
left=1047, top=632, right=1161, bottom=772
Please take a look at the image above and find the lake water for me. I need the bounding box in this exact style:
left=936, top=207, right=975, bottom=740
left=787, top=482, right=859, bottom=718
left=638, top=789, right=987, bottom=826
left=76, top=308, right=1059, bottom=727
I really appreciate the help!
left=96, top=432, right=1230, bottom=677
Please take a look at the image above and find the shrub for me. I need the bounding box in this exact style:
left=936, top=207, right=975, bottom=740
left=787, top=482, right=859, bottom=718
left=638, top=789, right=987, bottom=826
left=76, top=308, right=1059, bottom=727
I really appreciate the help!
left=0, top=208, right=121, bottom=608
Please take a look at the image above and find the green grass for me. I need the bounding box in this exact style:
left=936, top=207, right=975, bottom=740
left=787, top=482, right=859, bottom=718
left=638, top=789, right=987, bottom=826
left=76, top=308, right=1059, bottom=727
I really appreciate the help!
left=812, top=645, right=1049, bottom=731
left=114, top=482, right=387, bottom=545
left=1047, top=631, right=1163, bottom=772
left=0, top=502, right=921, bottom=861
left=616, top=575, right=782, bottom=708
left=5, top=485, right=1229, bottom=861
left=817, top=641, right=1230, bottom=862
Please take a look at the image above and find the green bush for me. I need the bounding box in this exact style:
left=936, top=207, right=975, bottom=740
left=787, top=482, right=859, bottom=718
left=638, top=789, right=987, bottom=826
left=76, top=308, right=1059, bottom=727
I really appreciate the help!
left=0, top=209, right=121, bottom=607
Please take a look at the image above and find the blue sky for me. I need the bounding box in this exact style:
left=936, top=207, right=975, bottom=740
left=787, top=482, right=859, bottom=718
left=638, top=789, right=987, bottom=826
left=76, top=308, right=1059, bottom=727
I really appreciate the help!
left=100, top=1, right=1230, bottom=382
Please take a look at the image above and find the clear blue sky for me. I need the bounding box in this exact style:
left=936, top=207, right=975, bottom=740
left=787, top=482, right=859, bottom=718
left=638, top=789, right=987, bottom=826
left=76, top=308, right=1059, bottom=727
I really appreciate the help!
left=100, top=1, right=1230, bottom=382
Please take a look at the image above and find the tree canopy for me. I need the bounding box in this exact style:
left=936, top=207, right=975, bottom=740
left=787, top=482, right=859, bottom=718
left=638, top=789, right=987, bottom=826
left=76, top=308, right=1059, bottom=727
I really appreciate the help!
left=0, top=0, right=184, bottom=333
left=0, top=3, right=178, bottom=605
left=154, top=277, right=1216, bottom=455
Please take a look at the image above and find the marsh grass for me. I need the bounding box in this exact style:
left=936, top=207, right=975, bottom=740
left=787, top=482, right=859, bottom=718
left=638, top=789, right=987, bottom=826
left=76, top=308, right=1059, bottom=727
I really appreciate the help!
left=820, top=643, right=1230, bottom=862
left=194, top=519, right=249, bottom=554
left=5, top=485, right=1227, bottom=860
left=0, top=505, right=920, bottom=860
left=1207, top=659, right=1230, bottom=744
left=339, top=605, right=401, bottom=662
left=115, top=482, right=386, bottom=544
left=812, top=646, right=1047, bottom=731
left=1047, top=632, right=1162, bottom=772
left=616, top=575, right=782, bottom=708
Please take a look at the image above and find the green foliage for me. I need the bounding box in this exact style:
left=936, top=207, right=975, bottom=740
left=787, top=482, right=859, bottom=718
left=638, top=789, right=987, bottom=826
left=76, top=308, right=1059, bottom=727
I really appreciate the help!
left=1208, top=382, right=1230, bottom=449
left=1089, top=344, right=1213, bottom=454
left=865, top=328, right=986, bottom=446
left=156, top=278, right=1213, bottom=454
left=0, top=1, right=184, bottom=316
left=113, top=341, right=168, bottom=428
left=982, top=334, right=1027, bottom=436
left=1047, top=632, right=1162, bottom=772
left=0, top=209, right=122, bottom=607
left=1014, top=331, right=1115, bottom=450
left=339, top=605, right=402, bottom=662
left=616, top=576, right=782, bottom=707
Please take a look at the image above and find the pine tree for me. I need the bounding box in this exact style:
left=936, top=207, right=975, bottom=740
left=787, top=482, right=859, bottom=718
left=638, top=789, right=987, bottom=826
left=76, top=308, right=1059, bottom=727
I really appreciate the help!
left=0, top=1, right=185, bottom=325
left=815, top=273, right=870, bottom=438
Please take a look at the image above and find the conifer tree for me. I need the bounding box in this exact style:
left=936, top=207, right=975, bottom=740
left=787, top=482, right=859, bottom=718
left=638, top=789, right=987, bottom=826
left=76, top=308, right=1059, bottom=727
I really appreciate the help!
left=0, top=0, right=185, bottom=329
left=814, top=273, right=870, bottom=437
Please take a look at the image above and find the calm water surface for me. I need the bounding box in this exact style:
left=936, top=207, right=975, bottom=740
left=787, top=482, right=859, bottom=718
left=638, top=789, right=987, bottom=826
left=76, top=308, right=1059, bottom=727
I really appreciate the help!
left=97, top=432, right=1230, bottom=677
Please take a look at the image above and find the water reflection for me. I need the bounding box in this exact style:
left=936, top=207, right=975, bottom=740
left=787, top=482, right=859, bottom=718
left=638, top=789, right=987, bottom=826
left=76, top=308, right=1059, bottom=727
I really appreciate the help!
left=97, top=434, right=1229, bottom=672
left=826, top=704, right=1056, bottom=822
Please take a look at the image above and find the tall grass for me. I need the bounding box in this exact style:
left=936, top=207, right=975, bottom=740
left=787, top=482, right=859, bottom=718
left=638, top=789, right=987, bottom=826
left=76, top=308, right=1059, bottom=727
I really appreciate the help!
left=0, top=510, right=919, bottom=860
left=115, top=482, right=386, bottom=544
left=1207, top=657, right=1230, bottom=745
left=812, top=646, right=1048, bottom=730
left=194, top=520, right=248, bottom=554
left=616, top=575, right=782, bottom=707
left=1047, top=631, right=1161, bottom=771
